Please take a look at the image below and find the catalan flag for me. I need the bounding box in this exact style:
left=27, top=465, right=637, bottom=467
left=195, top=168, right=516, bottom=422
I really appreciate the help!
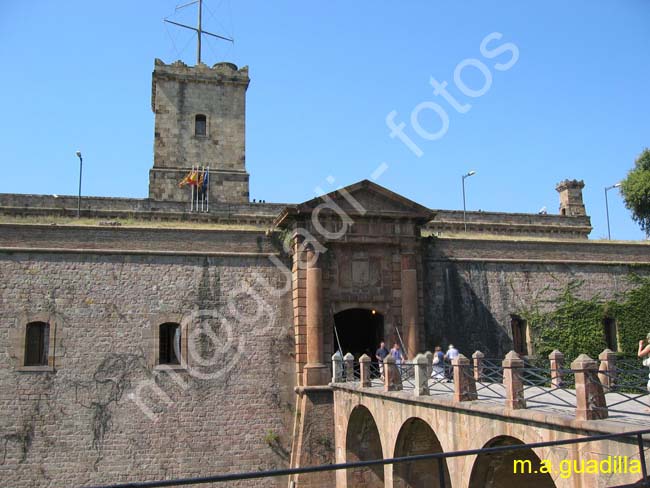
left=179, top=170, right=198, bottom=188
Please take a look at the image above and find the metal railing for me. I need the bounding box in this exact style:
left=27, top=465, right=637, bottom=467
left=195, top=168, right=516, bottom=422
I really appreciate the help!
left=332, top=351, right=650, bottom=422
left=83, top=428, right=650, bottom=487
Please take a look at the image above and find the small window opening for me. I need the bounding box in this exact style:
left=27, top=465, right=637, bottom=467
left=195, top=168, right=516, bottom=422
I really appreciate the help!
left=195, top=114, right=207, bottom=136
left=159, top=323, right=181, bottom=365
left=603, top=318, right=618, bottom=351
left=511, top=316, right=528, bottom=356
left=25, top=321, right=50, bottom=366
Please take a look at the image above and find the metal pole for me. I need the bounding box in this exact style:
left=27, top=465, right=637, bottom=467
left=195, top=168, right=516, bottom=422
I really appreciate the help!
left=197, top=0, right=202, bottom=64
left=638, top=433, right=648, bottom=483
left=438, top=457, right=446, bottom=488
left=462, top=175, right=467, bottom=232
left=605, top=186, right=611, bottom=240
left=77, top=153, right=83, bottom=218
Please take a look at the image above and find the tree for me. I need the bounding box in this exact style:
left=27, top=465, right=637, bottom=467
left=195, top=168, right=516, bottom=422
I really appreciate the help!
left=620, top=148, right=650, bottom=237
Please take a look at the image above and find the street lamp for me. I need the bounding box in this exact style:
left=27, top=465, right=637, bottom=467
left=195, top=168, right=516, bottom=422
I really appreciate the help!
left=76, top=151, right=83, bottom=218
left=604, top=182, right=621, bottom=240
left=462, top=170, right=476, bottom=232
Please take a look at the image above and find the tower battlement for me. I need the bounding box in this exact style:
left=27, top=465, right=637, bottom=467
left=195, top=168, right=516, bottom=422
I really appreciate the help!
left=151, top=59, right=249, bottom=111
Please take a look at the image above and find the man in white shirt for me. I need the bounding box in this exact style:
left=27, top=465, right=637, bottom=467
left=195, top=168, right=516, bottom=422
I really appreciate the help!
left=444, top=344, right=459, bottom=382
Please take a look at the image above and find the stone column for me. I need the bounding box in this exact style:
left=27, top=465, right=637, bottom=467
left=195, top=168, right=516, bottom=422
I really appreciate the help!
left=598, top=349, right=616, bottom=392
left=549, top=349, right=564, bottom=388
left=414, top=353, right=430, bottom=396
left=472, top=350, right=484, bottom=381
left=344, top=353, right=355, bottom=382
left=401, top=253, right=419, bottom=358
left=572, top=354, right=608, bottom=420
left=359, top=354, right=371, bottom=387
left=503, top=351, right=526, bottom=410
left=384, top=356, right=402, bottom=392
left=303, top=248, right=327, bottom=386
left=453, top=354, right=477, bottom=402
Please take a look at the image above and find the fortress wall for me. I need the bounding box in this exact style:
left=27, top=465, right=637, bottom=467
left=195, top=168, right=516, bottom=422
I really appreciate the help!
left=422, top=238, right=650, bottom=357
left=0, top=224, right=279, bottom=254
left=0, top=194, right=285, bottom=222
left=0, top=250, right=295, bottom=487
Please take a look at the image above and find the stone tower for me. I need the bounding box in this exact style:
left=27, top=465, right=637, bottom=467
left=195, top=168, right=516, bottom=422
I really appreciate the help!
left=556, top=179, right=586, bottom=216
left=148, top=59, right=250, bottom=204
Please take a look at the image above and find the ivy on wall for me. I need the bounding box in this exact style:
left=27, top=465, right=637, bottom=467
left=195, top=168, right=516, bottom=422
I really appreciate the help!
left=518, top=275, right=650, bottom=361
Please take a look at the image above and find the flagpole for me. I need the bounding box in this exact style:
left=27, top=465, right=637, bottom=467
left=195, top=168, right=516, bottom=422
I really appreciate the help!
left=206, top=166, right=210, bottom=212
left=201, top=165, right=205, bottom=212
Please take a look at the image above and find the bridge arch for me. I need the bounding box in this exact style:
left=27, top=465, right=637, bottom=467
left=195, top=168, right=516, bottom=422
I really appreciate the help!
left=345, top=405, right=384, bottom=487
left=468, top=435, right=556, bottom=488
left=393, top=417, right=451, bottom=488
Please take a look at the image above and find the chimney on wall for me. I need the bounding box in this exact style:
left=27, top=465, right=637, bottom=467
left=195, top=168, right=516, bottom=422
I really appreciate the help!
left=556, top=179, right=586, bottom=217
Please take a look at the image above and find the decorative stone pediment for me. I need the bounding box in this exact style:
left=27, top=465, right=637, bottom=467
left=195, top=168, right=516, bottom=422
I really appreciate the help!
left=275, top=180, right=434, bottom=227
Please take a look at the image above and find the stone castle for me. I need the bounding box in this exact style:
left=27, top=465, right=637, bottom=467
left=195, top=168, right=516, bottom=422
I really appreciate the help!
left=1, top=58, right=649, bottom=487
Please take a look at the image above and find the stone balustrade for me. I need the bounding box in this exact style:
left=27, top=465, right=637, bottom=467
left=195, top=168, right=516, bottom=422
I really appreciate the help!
left=330, top=348, right=631, bottom=422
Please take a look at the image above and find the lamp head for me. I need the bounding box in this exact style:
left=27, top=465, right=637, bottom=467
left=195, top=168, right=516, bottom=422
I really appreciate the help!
left=464, top=170, right=476, bottom=178
left=76, top=151, right=82, bottom=158
left=614, top=183, right=621, bottom=188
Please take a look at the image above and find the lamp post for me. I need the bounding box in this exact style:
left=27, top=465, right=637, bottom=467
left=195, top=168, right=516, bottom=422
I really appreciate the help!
left=76, top=151, right=83, bottom=218
left=462, top=170, right=476, bottom=232
left=604, top=182, right=621, bottom=240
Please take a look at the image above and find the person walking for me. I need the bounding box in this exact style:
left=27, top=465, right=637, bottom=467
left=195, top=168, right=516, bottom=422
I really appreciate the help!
left=444, top=344, right=459, bottom=382
left=638, top=334, right=650, bottom=396
left=375, top=340, right=389, bottom=379
left=390, top=343, right=405, bottom=366
left=431, top=346, right=445, bottom=380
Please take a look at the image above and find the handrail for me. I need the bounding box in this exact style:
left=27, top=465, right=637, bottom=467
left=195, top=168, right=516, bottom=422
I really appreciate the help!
left=82, top=428, right=650, bottom=487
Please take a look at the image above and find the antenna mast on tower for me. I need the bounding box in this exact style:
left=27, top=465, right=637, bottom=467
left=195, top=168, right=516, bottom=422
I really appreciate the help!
left=164, top=0, right=234, bottom=64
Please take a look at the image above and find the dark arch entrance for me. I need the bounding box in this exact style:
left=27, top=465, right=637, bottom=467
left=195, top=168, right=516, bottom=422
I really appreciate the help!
left=334, top=308, right=384, bottom=359
left=393, top=417, right=451, bottom=488
left=468, top=436, right=556, bottom=488
left=346, top=405, right=384, bottom=487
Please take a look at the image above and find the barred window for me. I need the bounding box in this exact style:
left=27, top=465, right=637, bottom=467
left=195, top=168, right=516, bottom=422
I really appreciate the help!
left=195, top=114, right=207, bottom=136
left=25, top=322, right=49, bottom=366
left=159, top=323, right=181, bottom=365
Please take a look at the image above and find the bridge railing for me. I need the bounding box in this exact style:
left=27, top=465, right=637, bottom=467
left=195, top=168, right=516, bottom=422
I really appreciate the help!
left=331, top=348, right=650, bottom=423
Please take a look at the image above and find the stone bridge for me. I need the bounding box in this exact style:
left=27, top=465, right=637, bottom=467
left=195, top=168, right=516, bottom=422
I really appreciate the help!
left=330, top=351, right=650, bottom=488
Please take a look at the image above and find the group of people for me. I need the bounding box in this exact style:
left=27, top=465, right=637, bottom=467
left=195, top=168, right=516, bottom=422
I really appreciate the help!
left=374, top=340, right=459, bottom=381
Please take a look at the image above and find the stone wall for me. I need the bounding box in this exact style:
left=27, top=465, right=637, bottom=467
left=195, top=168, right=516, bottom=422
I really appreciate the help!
left=0, top=194, right=285, bottom=225
left=422, top=237, right=650, bottom=357
left=149, top=59, right=250, bottom=203
left=0, top=249, right=295, bottom=487
left=426, top=209, right=592, bottom=239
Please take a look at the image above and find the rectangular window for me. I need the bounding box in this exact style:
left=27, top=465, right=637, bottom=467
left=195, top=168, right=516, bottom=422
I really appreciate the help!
left=511, top=316, right=528, bottom=356
left=25, top=322, right=50, bottom=366
left=603, top=318, right=618, bottom=351
left=195, top=114, right=207, bottom=136
left=159, top=323, right=181, bottom=365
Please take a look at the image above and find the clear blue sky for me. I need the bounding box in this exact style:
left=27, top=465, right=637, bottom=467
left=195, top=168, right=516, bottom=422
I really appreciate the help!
left=1, top=0, right=648, bottom=240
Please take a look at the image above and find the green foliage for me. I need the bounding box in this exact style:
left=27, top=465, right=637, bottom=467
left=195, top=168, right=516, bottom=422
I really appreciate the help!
left=520, top=276, right=650, bottom=361
left=620, top=148, right=650, bottom=236
left=610, top=275, right=650, bottom=355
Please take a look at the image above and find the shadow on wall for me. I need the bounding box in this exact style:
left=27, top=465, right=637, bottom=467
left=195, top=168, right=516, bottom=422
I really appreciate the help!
left=423, top=243, right=512, bottom=357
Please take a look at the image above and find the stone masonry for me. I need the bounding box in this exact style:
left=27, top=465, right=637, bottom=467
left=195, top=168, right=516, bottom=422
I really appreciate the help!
left=149, top=59, right=250, bottom=203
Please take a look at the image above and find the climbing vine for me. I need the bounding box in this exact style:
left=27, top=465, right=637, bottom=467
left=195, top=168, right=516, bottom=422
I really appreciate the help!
left=518, top=275, right=650, bottom=361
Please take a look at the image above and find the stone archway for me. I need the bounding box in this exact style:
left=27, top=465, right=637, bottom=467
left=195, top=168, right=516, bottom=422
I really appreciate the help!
left=468, top=435, right=556, bottom=488
left=334, top=308, right=384, bottom=359
left=393, top=417, right=451, bottom=488
left=346, top=405, right=384, bottom=487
